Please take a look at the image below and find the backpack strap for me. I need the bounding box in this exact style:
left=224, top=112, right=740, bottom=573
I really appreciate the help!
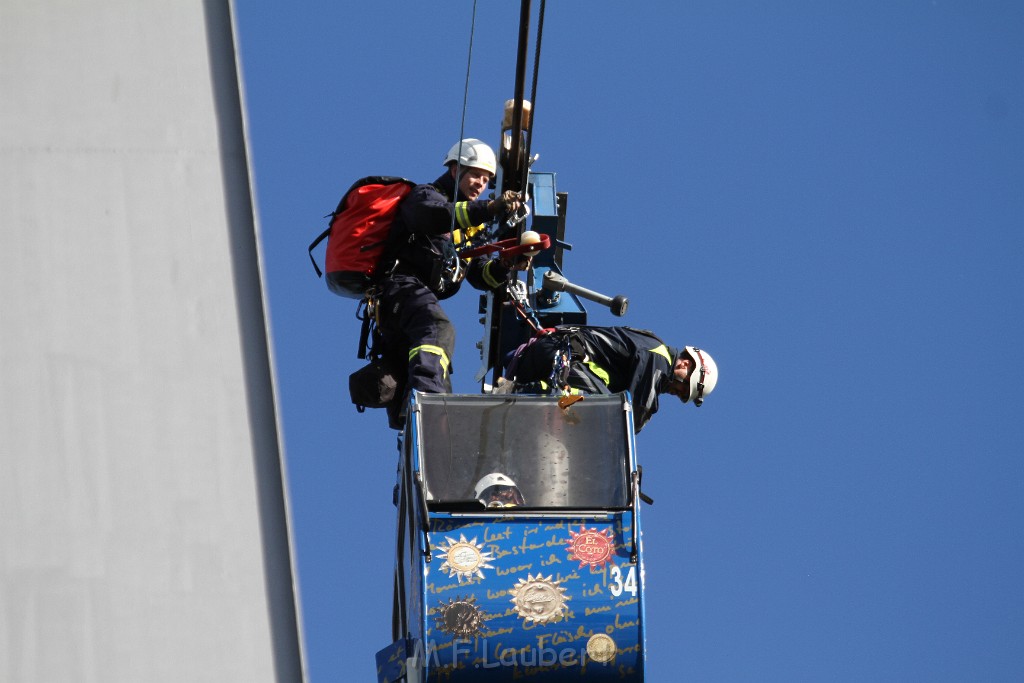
left=307, top=183, right=357, bottom=279
left=307, top=226, right=331, bottom=278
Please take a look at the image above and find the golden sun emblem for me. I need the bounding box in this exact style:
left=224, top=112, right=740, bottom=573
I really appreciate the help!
left=508, top=574, right=570, bottom=625
left=436, top=534, right=496, bottom=583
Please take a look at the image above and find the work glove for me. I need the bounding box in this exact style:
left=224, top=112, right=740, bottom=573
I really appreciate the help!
left=487, top=190, right=523, bottom=217
left=486, top=258, right=511, bottom=284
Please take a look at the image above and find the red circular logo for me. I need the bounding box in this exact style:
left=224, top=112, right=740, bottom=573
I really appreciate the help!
left=566, top=526, right=615, bottom=569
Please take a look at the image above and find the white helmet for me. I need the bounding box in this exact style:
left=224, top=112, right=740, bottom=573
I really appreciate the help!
left=473, top=473, right=525, bottom=507
left=683, top=346, right=718, bottom=407
left=444, top=138, right=497, bottom=175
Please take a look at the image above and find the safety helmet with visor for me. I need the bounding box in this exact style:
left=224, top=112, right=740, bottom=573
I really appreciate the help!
left=444, top=138, right=497, bottom=176
left=679, top=346, right=718, bottom=407
left=473, top=472, right=525, bottom=508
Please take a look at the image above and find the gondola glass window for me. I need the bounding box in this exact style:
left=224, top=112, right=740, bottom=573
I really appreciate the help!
left=415, top=394, right=631, bottom=509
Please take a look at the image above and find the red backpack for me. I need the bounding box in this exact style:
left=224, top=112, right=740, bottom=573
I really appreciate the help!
left=308, top=176, right=415, bottom=299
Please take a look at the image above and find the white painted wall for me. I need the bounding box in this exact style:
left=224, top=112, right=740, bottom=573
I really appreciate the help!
left=0, top=1, right=303, bottom=680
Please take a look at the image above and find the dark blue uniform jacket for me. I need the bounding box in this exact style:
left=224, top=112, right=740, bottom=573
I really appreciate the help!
left=381, top=172, right=506, bottom=299
left=512, top=326, right=679, bottom=433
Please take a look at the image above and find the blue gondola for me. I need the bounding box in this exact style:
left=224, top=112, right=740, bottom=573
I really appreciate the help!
left=377, top=391, right=648, bottom=682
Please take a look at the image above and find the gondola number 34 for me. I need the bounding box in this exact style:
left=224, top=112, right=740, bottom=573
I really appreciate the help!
left=608, top=565, right=637, bottom=597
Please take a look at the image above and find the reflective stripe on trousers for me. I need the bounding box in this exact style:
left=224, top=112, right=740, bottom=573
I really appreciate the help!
left=409, top=344, right=450, bottom=378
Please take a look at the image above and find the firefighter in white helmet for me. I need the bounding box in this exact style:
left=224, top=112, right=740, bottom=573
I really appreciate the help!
left=375, top=139, right=523, bottom=428
left=474, top=473, right=526, bottom=508
left=505, top=326, right=719, bottom=433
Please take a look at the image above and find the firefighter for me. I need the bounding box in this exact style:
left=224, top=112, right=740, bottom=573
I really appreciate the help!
left=505, top=326, right=719, bottom=433
left=474, top=473, right=526, bottom=508
left=376, top=139, right=522, bottom=425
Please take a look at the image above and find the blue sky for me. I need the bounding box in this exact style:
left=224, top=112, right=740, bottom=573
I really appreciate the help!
left=235, top=2, right=1023, bottom=680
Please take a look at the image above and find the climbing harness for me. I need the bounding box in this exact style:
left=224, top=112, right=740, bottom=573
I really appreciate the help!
left=356, top=287, right=382, bottom=360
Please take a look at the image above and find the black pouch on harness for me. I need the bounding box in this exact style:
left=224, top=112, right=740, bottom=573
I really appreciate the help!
left=349, top=358, right=402, bottom=409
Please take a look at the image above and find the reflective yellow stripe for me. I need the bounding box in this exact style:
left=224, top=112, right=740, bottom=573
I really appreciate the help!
left=650, top=344, right=672, bottom=363
left=482, top=260, right=504, bottom=288
left=585, top=361, right=611, bottom=386
left=409, top=344, right=450, bottom=377
left=454, top=202, right=473, bottom=230
left=453, top=222, right=484, bottom=249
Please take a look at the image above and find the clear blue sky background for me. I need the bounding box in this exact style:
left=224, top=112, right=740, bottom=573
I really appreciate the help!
left=235, top=2, right=1023, bottom=681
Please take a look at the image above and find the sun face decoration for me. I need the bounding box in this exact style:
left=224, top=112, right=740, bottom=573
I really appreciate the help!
left=565, top=525, right=616, bottom=569
left=436, top=534, right=496, bottom=583
left=509, top=574, right=570, bottom=625
left=435, top=595, right=485, bottom=638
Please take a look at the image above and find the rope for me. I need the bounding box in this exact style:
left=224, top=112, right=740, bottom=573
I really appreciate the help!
left=520, top=0, right=546, bottom=316
left=520, top=0, right=546, bottom=194
left=450, top=0, right=479, bottom=235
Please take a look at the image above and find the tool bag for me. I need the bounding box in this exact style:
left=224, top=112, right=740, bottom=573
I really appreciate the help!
left=349, top=356, right=402, bottom=410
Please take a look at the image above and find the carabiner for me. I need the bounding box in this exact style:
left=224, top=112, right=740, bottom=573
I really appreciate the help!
left=505, top=201, right=531, bottom=229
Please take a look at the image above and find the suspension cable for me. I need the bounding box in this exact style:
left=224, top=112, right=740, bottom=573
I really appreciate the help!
left=450, top=0, right=480, bottom=234
left=520, top=0, right=546, bottom=194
